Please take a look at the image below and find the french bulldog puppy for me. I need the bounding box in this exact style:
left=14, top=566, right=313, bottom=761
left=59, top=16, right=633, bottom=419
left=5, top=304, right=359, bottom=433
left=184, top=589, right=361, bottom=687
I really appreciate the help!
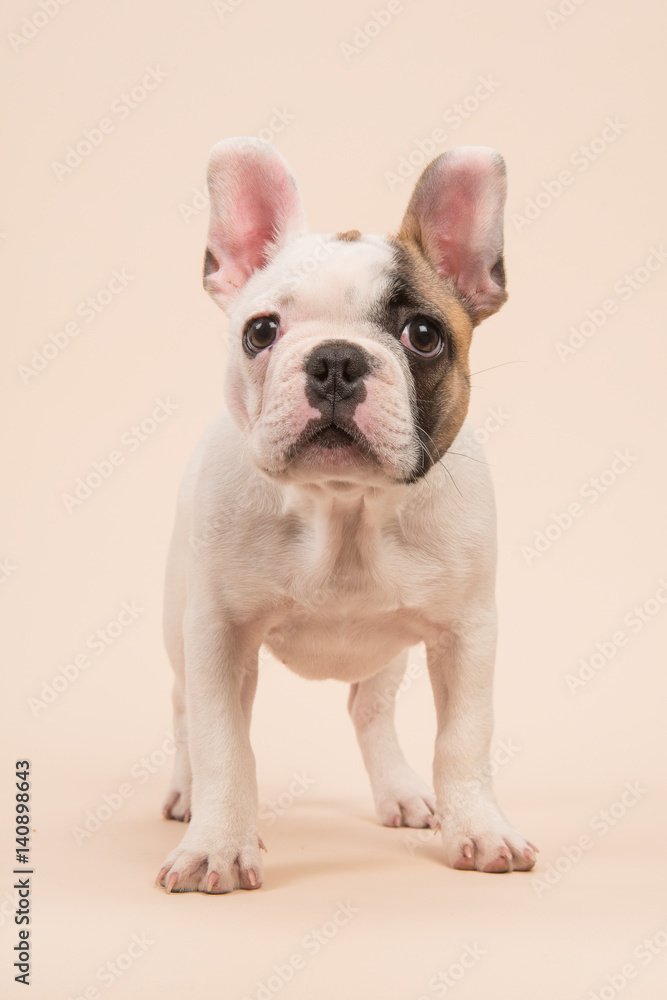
left=157, top=138, right=536, bottom=893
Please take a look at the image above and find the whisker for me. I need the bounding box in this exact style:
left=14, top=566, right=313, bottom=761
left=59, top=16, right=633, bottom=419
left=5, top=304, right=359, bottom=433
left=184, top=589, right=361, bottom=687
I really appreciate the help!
left=415, top=424, right=442, bottom=463
left=436, top=459, right=463, bottom=497
left=413, top=423, right=462, bottom=497
left=445, top=450, right=489, bottom=466
left=469, top=360, right=526, bottom=377
left=414, top=436, right=433, bottom=465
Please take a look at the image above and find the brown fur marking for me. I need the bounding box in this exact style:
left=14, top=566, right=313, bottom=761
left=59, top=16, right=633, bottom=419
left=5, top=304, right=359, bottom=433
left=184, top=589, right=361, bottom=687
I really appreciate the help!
left=389, top=235, right=475, bottom=463
left=336, top=230, right=362, bottom=242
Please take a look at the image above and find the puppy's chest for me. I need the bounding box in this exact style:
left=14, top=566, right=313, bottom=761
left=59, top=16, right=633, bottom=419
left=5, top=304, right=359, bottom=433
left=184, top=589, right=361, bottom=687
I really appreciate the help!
left=261, top=515, right=443, bottom=681
left=278, top=508, right=432, bottom=608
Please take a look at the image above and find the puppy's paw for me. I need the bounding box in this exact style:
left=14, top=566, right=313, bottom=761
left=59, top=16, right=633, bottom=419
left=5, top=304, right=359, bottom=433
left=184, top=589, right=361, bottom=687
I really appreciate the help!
left=156, top=836, right=264, bottom=894
left=375, top=767, right=437, bottom=829
left=162, top=788, right=191, bottom=823
left=439, top=800, right=536, bottom=873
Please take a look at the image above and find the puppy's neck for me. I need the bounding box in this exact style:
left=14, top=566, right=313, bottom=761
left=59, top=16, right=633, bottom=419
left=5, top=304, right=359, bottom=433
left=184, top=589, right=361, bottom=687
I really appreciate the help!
left=283, top=477, right=405, bottom=516
left=281, top=478, right=411, bottom=555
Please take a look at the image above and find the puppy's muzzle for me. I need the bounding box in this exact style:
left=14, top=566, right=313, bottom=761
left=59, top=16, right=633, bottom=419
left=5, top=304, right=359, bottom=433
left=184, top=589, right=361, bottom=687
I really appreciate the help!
left=301, top=340, right=372, bottom=449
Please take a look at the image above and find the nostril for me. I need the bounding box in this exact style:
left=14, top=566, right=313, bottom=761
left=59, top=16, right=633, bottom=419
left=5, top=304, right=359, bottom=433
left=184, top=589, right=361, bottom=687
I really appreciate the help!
left=341, top=357, right=365, bottom=383
left=311, top=357, right=329, bottom=382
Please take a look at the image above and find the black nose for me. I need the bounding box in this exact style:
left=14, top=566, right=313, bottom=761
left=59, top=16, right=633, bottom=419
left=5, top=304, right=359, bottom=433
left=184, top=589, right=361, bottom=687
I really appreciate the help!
left=305, top=341, right=370, bottom=406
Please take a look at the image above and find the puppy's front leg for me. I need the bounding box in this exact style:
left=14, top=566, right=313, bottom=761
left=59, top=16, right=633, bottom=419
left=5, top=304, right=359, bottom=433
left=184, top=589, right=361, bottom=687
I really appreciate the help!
left=428, top=606, right=537, bottom=873
left=349, top=652, right=436, bottom=828
left=157, top=609, right=262, bottom=893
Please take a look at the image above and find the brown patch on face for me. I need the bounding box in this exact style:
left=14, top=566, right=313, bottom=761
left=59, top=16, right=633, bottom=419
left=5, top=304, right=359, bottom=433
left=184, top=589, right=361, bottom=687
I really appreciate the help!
left=385, top=237, right=475, bottom=474
left=336, top=229, right=362, bottom=242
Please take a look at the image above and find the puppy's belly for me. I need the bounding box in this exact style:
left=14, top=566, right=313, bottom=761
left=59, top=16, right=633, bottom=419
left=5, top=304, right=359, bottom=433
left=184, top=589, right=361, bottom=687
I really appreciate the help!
left=263, top=610, right=425, bottom=682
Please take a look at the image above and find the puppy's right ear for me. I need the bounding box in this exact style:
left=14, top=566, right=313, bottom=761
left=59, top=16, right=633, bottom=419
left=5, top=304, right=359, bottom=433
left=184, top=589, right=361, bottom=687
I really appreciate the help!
left=398, top=146, right=508, bottom=325
left=203, top=137, right=307, bottom=312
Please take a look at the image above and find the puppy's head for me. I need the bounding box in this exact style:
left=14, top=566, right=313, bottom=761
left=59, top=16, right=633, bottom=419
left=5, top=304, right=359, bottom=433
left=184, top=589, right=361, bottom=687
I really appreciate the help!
left=203, top=137, right=507, bottom=486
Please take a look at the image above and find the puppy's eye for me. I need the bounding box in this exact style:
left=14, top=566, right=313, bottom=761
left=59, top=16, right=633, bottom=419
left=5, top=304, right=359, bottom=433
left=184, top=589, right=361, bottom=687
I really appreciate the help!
left=244, top=315, right=279, bottom=353
left=400, top=318, right=444, bottom=358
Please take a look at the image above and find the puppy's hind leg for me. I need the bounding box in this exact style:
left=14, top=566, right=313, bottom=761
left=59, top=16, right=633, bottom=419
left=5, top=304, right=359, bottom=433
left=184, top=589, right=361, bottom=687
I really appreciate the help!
left=348, top=651, right=436, bottom=829
left=162, top=677, right=192, bottom=822
left=162, top=528, right=192, bottom=823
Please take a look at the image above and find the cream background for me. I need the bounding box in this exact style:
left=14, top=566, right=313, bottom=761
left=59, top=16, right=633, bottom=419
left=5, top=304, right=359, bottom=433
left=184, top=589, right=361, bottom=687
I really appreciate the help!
left=2, top=0, right=667, bottom=996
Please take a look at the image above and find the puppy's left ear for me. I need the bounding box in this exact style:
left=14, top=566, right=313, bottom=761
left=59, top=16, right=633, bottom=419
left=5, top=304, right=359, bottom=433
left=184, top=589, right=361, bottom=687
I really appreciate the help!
left=398, top=146, right=508, bottom=324
left=204, top=137, right=307, bottom=312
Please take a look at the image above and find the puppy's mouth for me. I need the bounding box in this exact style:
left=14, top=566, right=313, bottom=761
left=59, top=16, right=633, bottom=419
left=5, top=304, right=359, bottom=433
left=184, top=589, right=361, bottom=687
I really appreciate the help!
left=308, top=425, right=357, bottom=449
left=288, top=419, right=378, bottom=467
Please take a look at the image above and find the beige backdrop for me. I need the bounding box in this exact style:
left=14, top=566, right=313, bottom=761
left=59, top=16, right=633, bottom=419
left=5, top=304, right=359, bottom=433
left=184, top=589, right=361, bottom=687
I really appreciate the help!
left=3, top=0, right=667, bottom=997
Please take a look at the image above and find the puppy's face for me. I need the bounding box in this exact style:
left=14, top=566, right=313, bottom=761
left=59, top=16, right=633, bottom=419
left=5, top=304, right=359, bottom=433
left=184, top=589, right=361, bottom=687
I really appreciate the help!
left=222, top=235, right=474, bottom=485
left=204, top=140, right=508, bottom=487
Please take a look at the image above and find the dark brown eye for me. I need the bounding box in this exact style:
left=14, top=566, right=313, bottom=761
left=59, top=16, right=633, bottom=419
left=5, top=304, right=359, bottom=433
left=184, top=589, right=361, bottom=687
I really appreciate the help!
left=244, top=315, right=279, bottom=353
left=400, top=317, right=443, bottom=358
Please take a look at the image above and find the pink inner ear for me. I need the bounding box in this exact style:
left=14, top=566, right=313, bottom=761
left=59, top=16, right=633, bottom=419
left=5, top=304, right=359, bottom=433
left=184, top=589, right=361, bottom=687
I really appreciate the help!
left=426, top=161, right=503, bottom=290
left=205, top=138, right=306, bottom=308
left=210, top=219, right=278, bottom=297
left=430, top=180, right=482, bottom=285
left=402, top=148, right=507, bottom=320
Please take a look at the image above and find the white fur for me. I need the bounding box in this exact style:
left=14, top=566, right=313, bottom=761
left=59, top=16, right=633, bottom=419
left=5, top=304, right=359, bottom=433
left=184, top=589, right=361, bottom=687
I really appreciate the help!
left=156, top=141, right=535, bottom=893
